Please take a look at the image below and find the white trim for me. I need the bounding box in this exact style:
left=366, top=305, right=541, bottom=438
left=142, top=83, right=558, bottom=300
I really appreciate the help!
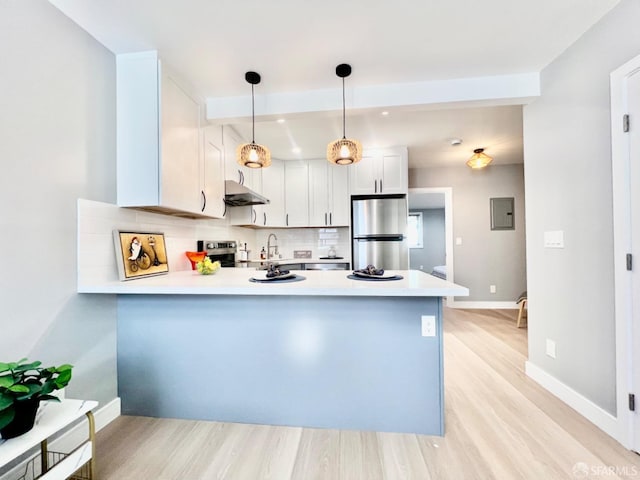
left=447, top=300, right=518, bottom=309
left=610, top=54, right=640, bottom=450
left=0, top=398, right=121, bottom=480
left=525, top=362, right=621, bottom=441
left=408, top=187, right=455, bottom=304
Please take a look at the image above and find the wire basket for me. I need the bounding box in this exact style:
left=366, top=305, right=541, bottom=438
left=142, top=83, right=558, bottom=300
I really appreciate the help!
left=16, top=451, right=91, bottom=480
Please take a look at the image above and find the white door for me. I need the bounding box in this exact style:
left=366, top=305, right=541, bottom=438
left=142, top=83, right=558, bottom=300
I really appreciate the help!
left=629, top=68, right=640, bottom=453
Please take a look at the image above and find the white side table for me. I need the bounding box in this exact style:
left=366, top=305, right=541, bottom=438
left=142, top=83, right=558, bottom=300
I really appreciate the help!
left=0, top=399, right=98, bottom=480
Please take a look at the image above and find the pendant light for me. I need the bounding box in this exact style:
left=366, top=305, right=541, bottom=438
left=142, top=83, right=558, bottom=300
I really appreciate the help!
left=327, top=64, right=362, bottom=165
left=237, top=71, right=271, bottom=169
left=466, top=148, right=493, bottom=169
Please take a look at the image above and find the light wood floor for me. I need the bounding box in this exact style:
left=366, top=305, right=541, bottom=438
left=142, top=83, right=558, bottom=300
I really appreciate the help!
left=96, top=308, right=640, bottom=479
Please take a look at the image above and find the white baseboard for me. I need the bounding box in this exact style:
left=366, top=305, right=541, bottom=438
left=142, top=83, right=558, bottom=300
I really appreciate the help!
left=0, top=397, right=121, bottom=480
left=448, top=301, right=518, bottom=309
left=525, top=361, right=621, bottom=441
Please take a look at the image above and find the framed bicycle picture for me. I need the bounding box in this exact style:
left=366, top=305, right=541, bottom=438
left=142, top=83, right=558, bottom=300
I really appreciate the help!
left=113, top=230, right=169, bottom=281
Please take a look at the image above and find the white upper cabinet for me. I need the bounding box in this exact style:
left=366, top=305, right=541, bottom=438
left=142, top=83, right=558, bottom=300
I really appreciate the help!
left=284, top=161, right=309, bottom=227
left=349, top=147, right=408, bottom=196
left=201, top=126, right=225, bottom=218
left=261, top=159, right=285, bottom=227
left=308, top=160, right=350, bottom=227
left=222, top=126, right=261, bottom=192
left=329, top=163, right=350, bottom=226
left=228, top=170, right=263, bottom=227
left=117, top=51, right=219, bottom=217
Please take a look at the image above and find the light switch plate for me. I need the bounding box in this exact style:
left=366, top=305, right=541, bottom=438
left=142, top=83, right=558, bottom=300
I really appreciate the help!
left=546, top=339, right=556, bottom=358
left=455, top=237, right=463, bottom=246
left=544, top=231, right=564, bottom=248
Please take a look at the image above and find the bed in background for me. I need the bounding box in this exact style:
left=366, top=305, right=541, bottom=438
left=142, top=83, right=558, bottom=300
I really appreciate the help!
left=431, top=265, right=447, bottom=280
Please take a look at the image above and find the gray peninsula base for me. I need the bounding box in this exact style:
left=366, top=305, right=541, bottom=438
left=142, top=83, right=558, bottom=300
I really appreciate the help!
left=117, top=294, right=444, bottom=435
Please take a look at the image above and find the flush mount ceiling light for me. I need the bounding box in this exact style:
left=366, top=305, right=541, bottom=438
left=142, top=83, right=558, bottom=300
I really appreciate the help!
left=466, top=148, right=493, bottom=169
left=327, top=64, right=362, bottom=165
left=237, top=71, right=271, bottom=169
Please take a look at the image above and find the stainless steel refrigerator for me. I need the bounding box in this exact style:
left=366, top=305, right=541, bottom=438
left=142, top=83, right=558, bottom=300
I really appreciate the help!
left=351, top=195, right=409, bottom=270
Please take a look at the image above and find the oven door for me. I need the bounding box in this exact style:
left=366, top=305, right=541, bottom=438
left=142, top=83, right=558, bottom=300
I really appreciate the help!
left=208, top=253, right=236, bottom=267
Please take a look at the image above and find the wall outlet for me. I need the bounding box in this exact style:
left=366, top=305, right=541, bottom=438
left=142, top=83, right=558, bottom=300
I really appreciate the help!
left=455, top=237, right=463, bottom=246
left=490, top=285, right=496, bottom=294
left=546, top=339, right=556, bottom=358
left=420, top=265, right=424, bottom=270
left=421, top=315, right=436, bottom=337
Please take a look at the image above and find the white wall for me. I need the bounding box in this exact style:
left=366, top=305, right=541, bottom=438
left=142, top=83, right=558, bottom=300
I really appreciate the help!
left=0, top=1, right=117, bottom=404
left=523, top=0, right=640, bottom=415
left=410, top=164, right=526, bottom=302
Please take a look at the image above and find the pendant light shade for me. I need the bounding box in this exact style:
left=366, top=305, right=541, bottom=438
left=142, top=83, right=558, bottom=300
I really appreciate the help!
left=327, top=64, right=362, bottom=165
left=237, top=71, right=271, bottom=169
left=466, top=148, right=493, bottom=169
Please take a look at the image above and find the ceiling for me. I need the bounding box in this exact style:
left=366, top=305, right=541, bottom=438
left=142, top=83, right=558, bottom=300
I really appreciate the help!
left=49, top=0, right=619, bottom=168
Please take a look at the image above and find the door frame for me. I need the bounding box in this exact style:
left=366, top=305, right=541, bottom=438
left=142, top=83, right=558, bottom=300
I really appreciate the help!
left=408, top=187, right=455, bottom=305
left=610, top=53, right=640, bottom=450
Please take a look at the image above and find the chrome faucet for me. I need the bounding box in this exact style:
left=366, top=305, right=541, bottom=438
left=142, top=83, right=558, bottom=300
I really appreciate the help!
left=267, top=233, right=278, bottom=259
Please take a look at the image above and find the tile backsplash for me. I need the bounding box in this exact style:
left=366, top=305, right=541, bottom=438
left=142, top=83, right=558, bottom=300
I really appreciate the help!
left=254, top=227, right=350, bottom=260
left=77, top=199, right=352, bottom=287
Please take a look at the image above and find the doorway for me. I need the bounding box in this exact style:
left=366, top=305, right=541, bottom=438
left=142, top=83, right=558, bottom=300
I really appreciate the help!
left=611, top=53, right=640, bottom=451
left=408, top=187, right=454, bottom=304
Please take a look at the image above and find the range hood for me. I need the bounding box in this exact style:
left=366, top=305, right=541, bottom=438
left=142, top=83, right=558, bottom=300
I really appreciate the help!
left=224, top=180, right=270, bottom=206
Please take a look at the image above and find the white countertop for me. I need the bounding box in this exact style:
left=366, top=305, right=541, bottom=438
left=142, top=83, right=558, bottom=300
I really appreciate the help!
left=78, top=268, right=469, bottom=297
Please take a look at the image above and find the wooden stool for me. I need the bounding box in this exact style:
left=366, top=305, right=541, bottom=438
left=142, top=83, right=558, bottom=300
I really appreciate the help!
left=516, top=291, right=527, bottom=328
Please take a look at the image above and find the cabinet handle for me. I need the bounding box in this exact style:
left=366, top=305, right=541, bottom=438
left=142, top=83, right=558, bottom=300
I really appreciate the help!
left=286, top=214, right=289, bottom=226
left=380, top=179, right=383, bottom=192
left=263, top=212, right=267, bottom=226
left=253, top=208, right=256, bottom=224
left=325, top=212, right=327, bottom=225
left=238, top=170, right=244, bottom=185
left=223, top=201, right=227, bottom=217
left=329, top=212, right=332, bottom=225
left=201, top=190, right=206, bottom=212
left=374, top=180, right=378, bottom=193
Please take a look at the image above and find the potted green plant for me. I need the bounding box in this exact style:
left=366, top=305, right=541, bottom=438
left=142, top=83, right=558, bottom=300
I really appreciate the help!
left=0, top=359, right=73, bottom=439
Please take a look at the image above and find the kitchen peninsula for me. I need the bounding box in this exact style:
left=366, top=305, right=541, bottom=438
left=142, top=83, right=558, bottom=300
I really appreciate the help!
left=81, top=268, right=467, bottom=436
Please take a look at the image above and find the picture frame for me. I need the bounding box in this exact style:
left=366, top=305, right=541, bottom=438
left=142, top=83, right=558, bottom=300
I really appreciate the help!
left=113, top=230, right=169, bottom=281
